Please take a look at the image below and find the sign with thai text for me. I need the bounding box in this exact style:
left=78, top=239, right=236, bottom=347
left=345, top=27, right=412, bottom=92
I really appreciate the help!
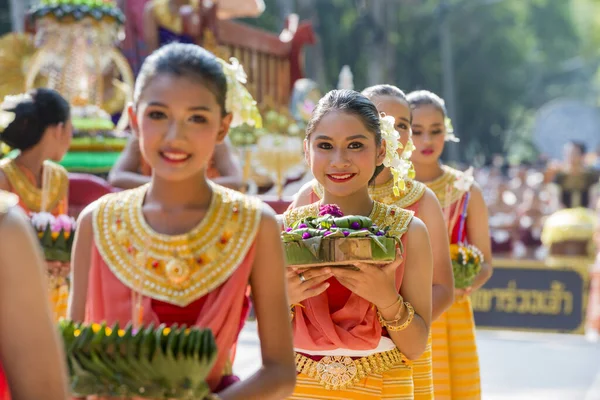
left=472, top=260, right=589, bottom=333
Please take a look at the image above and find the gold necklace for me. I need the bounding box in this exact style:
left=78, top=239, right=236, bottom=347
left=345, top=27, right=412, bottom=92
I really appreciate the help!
left=94, top=183, right=262, bottom=307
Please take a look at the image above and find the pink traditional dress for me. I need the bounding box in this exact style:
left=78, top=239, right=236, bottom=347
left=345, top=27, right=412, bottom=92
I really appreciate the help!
left=425, top=165, right=481, bottom=400
left=283, top=201, right=416, bottom=400
left=312, top=178, right=434, bottom=399
left=0, top=158, right=70, bottom=322
left=86, top=182, right=258, bottom=393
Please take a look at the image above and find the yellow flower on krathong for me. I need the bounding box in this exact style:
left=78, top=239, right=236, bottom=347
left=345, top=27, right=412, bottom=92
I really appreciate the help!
left=118, top=329, right=126, bottom=337
left=91, top=323, right=102, bottom=333
left=162, top=327, right=171, bottom=336
left=105, top=327, right=113, bottom=336
left=74, top=329, right=81, bottom=337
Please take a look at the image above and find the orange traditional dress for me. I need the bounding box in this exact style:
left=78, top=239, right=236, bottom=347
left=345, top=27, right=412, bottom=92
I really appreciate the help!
left=0, top=158, right=70, bottom=322
left=313, top=178, right=434, bottom=400
left=283, top=201, right=415, bottom=400
left=425, top=165, right=481, bottom=400
left=0, top=190, right=19, bottom=400
left=87, top=182, right=258, bottom=393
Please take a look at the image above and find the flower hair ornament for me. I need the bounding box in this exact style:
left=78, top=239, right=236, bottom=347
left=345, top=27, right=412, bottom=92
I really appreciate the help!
left=380, top=113, right=415, bottom=196
left=0, top=93, right=32, bottom=135
left=444, top=116, right=459, bottom=142
left=216, top=57, right=263, bottom=129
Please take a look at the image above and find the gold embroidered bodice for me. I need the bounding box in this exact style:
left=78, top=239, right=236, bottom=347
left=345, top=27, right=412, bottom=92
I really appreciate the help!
left=151, top=0, right=200, bottom=34
left=424, top=165, right=467, bottom=207
left=313, top=178, right=426, bottom=208
left=283, top=201, right=414, bottom=242
left=0, top=159, right=68, bottom=213
left=93, top=182, right=262, bottom=307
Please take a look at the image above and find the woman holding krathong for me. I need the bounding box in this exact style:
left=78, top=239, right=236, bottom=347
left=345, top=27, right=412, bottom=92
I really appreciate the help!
left=0, top=89, right=73, bottom=322
left=407, top=90, right=492, bottom=400
left=69, top=43, right=295, bottom=399
left=290, top=85, right=453, bottom=400
left=283, top=90, right=433, bottom=399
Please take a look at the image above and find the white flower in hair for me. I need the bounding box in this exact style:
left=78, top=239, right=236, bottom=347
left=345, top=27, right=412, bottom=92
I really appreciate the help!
left=0, top=110, right=15, bottom=132
left=1, top=93, right=33, bottom=110
left=454, top=166, right=475, bottom=192
left=216, top=57, right=262, bottom=128
left=379, top=113, right=414, bottom=195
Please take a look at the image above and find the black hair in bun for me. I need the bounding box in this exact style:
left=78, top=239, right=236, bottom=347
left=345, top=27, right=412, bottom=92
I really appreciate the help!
left=0, top=88, right=70, bottom=152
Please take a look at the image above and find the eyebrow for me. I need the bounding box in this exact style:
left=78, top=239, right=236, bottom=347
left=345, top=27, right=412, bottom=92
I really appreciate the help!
left=314, top=134, right=370, bottom=141
left=397, top=117, right=410, bottom=123
left=147, top=101, right=212, bottom=111
left=412, top=122, right=442, bottom=127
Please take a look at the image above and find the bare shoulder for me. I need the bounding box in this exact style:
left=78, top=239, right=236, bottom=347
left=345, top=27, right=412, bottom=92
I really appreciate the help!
left=407, top=215, right=429, bottom=239
left=293, top=179, right=318, bottom=207
left=419, top=187, right=442, bottom=211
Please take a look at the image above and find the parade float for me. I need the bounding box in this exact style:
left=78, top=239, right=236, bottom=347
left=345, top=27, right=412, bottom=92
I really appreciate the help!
left=0, top=0, right=134, bottom=173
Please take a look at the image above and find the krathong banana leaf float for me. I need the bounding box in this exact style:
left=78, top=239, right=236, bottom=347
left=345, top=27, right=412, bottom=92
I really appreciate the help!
left=59, top=320, right=218, bottom=399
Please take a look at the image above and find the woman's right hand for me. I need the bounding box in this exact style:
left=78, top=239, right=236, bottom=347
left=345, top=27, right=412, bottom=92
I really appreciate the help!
left=286, top=267, right=333, bottom=305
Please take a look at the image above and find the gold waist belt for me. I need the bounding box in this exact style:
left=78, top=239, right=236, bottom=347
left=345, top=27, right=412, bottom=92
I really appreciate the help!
left=295, top=347, right=409, bottom=390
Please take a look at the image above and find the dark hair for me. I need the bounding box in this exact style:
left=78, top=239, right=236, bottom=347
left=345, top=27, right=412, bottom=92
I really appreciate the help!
left=134, top=43, right=228, bottom=116
left=362, top=84, right=411, bottom=122
left=306, top=89, right=384, bottom=181
left=568, top=140, right=586, bottom=155
left=406, top=90, right=447, bottom=117
left=0, top=88, right=70, bottom=152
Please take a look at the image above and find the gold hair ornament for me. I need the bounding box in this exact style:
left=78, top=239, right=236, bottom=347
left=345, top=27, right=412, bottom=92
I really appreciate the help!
left=380, top=114, right=415, bottom=196
left=216, top=57, right=263, bottom=129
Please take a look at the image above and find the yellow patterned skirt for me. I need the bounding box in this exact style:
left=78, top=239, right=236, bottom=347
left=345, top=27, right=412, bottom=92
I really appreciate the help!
left=412, top=333, right=434, bottom=400
left=431, top=296, right=481, bottom=400
left=289, top=361, right=414, bottom=399
left=48, top=275, right=69, bottom=322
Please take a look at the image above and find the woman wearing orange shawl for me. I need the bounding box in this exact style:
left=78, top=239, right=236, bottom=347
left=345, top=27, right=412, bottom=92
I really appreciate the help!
left=290, top=85, right=454, bottom=400
left=69, top=43, right=295, bottom=399
left=407, top=90, right=493, bottom=400
left=0, top=89, right=73, bottom=323
left=283, top=90, right=433, bottom=399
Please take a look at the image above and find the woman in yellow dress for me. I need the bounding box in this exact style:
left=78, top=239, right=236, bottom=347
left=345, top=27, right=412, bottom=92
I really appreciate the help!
left=0, top=88, right=73, bottom=322
left=0, top=190, right=69, bottom=400
left=407, top=90, right=493, bottom=400
left=289, top=84, right=454, bottom=400
left=284, top=89, right=433, bottom=399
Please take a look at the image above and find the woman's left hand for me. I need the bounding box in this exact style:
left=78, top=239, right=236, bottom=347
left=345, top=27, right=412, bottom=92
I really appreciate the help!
left=331, top=249, right=403, bottom=309
left=454, top=286, right=472, bottom=298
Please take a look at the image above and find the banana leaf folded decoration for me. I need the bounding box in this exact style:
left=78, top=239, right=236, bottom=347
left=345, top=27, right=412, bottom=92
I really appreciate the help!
left=59, top=320, right=218, bottom=399
left=282, top=204, right=398, bottom=268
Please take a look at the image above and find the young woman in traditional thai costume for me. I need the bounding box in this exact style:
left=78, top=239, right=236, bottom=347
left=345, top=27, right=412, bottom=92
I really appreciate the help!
left=290, top=85, right=454, bottom=400
left=283, top=90, right=433, bottom=399
left=0, top=190, right=70, bottom=400
left=108, top=135, right=244, bottom=190
left=407, top=90, right=493, bottom=400
left=0, top=89, right=73, bottom=322
left=69, top=43, right=296, bottom=400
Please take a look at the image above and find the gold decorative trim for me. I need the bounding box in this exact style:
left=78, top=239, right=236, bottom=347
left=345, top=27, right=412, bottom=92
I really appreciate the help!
left=424, top=165, right=466, bottom=206
left=283, top=202, right=414, bottom=241
left=312, top=178, right=426, bottom=209
left=295, top=347, right=409, bottom=390
left=93, top=183, right=262, bottom=307
left=0, top=159, right=68, bottom=213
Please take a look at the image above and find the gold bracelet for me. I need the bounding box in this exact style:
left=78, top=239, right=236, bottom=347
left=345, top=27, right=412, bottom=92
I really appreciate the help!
left=378, top=294, right=403, bottom=312
left=290, top=303, right=305, bottom=321
left=377, top=302, right=415, bottom=332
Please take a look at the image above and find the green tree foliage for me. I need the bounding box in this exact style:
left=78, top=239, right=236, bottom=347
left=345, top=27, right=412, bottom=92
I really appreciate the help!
left=241, top=0, right=599, bottom=162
